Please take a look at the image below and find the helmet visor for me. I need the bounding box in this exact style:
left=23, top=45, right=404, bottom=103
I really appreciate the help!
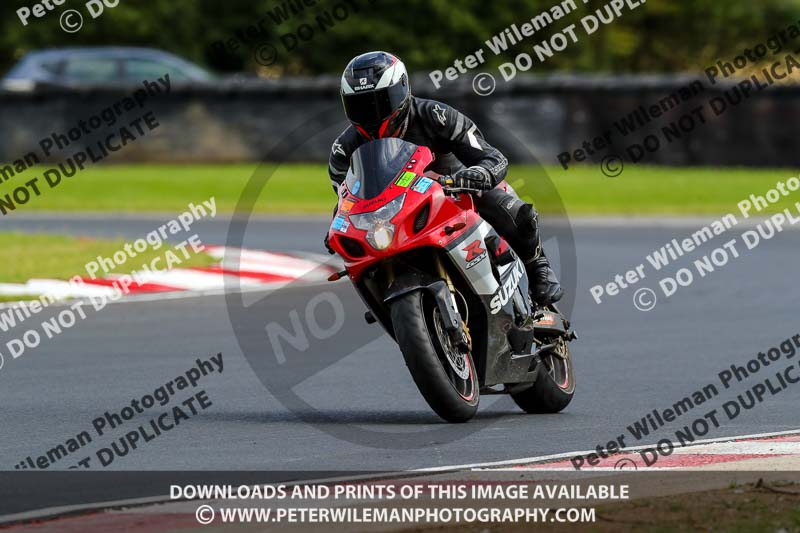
left=342, top=83, right=408, bottom=127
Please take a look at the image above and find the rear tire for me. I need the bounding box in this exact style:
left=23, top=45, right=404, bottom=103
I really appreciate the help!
left=390, top=291, right=479, bottom=423
left=511, top=338, right=575, bottom=414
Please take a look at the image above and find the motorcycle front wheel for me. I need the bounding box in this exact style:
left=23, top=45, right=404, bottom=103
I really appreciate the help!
left=390, top=290, right=480, bottom=423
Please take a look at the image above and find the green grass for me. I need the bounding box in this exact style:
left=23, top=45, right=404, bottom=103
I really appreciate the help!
left=0, top=232, right=215, bottom=284
left=0, top=295, right=39, bottom=303
left=1, top=163, right=797, bottom=215
left=542, top=165, right=800, bottom=215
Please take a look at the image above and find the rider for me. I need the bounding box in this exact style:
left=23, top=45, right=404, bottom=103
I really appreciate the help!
left=328, top=51, right=562, bottom=305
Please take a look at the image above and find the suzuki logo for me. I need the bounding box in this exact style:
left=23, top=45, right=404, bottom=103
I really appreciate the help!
left=360, top=78, right=368, bottom=86
left=490, top=262, right=524, bottom=314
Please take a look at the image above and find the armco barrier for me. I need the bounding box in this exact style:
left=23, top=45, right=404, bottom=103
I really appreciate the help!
left=0, top=74, right=796, bottom=166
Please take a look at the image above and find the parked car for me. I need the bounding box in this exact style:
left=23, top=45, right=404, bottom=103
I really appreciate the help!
left=2, top=47, right=214, bottom=91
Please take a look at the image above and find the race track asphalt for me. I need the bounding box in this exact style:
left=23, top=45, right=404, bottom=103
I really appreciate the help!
left=1, top=214, right=799, bottom=511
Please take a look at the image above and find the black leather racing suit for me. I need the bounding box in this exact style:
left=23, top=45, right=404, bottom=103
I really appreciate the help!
left=328, top=96, right=544, bottom=266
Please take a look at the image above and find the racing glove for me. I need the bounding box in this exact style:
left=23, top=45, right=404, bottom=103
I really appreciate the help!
left=451, top=166, right=494, bottom=190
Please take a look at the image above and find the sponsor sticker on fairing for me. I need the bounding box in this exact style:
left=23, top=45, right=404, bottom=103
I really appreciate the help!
left=340, top=197, right=357, bottom=213
left=331, top=215, right=349, bottom=232
left=536, top=312, right=556, bottom=326
left=412, top=177, right=434, bottom=193
left=395, top=171, right=416, bottom=187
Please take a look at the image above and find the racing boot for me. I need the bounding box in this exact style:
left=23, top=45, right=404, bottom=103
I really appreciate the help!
left=525, top=244, right=563, bottom=306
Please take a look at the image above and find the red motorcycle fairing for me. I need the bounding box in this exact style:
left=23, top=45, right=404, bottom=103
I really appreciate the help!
left=327, top=144, right=481, bottom=282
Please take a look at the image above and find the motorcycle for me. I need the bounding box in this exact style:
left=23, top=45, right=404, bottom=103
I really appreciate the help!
left=327, top=137, right=577, bottom=422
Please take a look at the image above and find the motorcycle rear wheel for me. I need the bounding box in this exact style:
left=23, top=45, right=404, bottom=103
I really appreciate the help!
left=391, top=291, right=480, bottom=423
left=511, top=337, right=575, bottom=414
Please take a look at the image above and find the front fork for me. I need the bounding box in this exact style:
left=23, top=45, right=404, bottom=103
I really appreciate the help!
left=434, top=254, right=471, bottom=352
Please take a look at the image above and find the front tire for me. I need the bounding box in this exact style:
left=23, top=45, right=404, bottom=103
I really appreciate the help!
left=390, top=291, right=479, bottom=422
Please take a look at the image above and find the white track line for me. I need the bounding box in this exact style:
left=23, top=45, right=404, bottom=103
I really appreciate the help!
left=0, top=280, right=115, bottom=298
left=0, top=278, right=338, bottom=310
left=412, top=428, right=800, bottom=473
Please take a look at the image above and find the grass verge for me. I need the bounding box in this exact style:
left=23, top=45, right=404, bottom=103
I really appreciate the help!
left=0, top=232, right=215, bottom=285
left=0, top=164, right=797, bottom=215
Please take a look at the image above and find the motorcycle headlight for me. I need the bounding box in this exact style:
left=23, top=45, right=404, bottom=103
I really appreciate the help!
left=372, top=226, right=393, bottom=250
left=349, top=194, right=405, bottom=250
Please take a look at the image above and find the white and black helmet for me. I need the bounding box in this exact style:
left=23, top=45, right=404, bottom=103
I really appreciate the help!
left=340, top=51, right=411, bottom=139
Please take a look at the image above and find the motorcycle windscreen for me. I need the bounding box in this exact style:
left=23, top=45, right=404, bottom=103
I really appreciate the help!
left=345, top=138, right=418, bottom=200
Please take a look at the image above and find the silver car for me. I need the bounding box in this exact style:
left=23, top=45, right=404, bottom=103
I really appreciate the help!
left=2, top=46, right=214, bottom=91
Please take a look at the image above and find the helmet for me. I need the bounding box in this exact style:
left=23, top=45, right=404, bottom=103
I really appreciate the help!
left=340, top=51, right=411, bottom=139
